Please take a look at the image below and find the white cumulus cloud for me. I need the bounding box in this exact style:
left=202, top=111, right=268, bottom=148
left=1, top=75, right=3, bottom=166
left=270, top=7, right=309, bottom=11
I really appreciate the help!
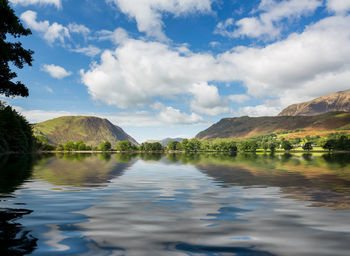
left=327, top=0, right=350, bottom=14
left=158, top=106, right=204, bottom=125
left=221, top=15, right=350, bottom=101
left=228, top=94, right=250, bottom=104
left=9, top=0, right=61, bottom=9
left=71, top=45, right=101, bottom=57
left=80, top=36, right=220, bottom=109
left=21, top=11, right=92, bottom=46
left=235, top=104, right=282, bottom=117
left=21, top=10, right=70, bottom=44
left=42, top=64, right=72, bottom=79
left=106, top=0, right=212, bottom=40
left=81, top=14, right=350, bottom=118
left=215, top=0, right=322, bottom=40
left=97, top=28, right=129, bottom=45
left=68, top=23, right=90, bottom=40
left=189, top=82, right=230, bottom=116
left=13, top=107, right=75, bottom=124
left=13, top=106, right=203, bottom=126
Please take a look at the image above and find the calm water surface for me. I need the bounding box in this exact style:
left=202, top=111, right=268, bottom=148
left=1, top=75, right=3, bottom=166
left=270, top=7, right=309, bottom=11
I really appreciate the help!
left=0, top=152, right=350, bottom=255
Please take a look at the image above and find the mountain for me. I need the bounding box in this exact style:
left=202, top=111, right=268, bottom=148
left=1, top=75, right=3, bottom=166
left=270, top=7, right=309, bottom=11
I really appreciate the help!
left=195, top=112, right=350, bottom=140
left=159, top=137, right=184, bottom=146
left=34, top=116, right=138, bottom=146
left=278, top=89, right=350, bottom=116
left=144, top=138, right=185, bottom=146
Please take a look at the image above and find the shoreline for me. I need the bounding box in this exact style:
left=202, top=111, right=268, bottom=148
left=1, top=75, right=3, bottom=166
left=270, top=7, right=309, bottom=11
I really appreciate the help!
left=2, top=150, right=350, bottom=155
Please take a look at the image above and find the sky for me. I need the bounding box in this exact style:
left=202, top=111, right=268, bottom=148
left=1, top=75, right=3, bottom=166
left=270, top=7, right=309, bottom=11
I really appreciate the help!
left=3, top=0, right=350, bottom=143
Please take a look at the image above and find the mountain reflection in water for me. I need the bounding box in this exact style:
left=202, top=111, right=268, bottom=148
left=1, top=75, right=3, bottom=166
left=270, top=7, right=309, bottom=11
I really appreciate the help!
left=32, top=153, right=135, bottom=189
left=0, top=152, right=349, bottom=255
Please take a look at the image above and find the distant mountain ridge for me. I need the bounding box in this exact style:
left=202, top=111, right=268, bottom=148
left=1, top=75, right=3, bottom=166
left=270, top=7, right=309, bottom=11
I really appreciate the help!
left=278, top=89, right=350, bottom=116
left=159, top=137, right=184, bottom=146
left=196, top=89, right=350, bottom=140
left=195, top=112, right=350, bottom=139
left=34, top=116, right=138, bottom=146
left=145, top=137, right=185, bottom=146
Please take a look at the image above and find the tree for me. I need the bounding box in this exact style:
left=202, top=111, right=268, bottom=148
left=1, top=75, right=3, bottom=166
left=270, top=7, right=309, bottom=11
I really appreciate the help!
left=98, top=141, right=111, bottom=151
left=200, top=140, right=210, bottom=151
left=262, top=142, right=269, bottom=151
left=76, top=140, right=87, bottom=151
left=181, top=139, right=189, bottom=151
left=227, top=141, right=238, bottom=152
left=302, top=142, right=313, bottom=151
left=151, top=142, right=163, bottom=151
left=144, top=142, right=153, bottom=151
left=116, top=140, right=132, bottom=151
left=322, top=139, right=336, bottom=152
left=1, top=0, right=34, bottom=97
left=269, top=142, right=276, bottom=152
left=56, top=144, right=64, bottom=151
left=336, top=135, right=350, bottom=150
left=167, top=141, right=180, bottom=151
left=64, top=141, right=75, bottom=151
left=239, top=141, right=250, bottom=151
left=175, top=141, right=182, bottom=150
left=218, top=141, right=237, bottom=152
left=138, top=143, right=145, bottom=151
left=0, top=102, right=34, bottom=152
left=187, top=139, right=201, bottom=152
left=140, top=142, right=163, bottom=151
left=281, top=140, right=293, bottom=151
left=248, top=140, right=258, bottom=151
left=239, top=140, right=258, bottom=152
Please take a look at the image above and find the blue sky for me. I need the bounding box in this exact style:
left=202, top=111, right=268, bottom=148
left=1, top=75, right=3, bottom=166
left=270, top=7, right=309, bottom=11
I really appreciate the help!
left=4, top=0, right=350, bottom=142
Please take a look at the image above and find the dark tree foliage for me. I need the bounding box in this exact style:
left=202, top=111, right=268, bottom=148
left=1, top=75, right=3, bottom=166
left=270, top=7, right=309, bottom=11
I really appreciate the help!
left=98, top=141, right=111, bottom=151
left=139, top=142, right=163, bottom=151
left=281, top=140, right=293, bottom=151
left=336, top=135, right=350, bottom=151
left=0, top=102, right=34, bottom=152
left=182, top=139, right=201, bottom=152
left=322, top=135, right=350, bottom=151
left=116, top=140, right=132, bottom=151
left=239, top=140, right=258, bottom=152
left=0, top=0, right=33, bottom=97
left=302, top=142, right=313, bottom=151
left=269, top=142, right=276, bottom=152
left=64, top=141, right=75, bottom=151
left=167, top=141, right=181, bottom=151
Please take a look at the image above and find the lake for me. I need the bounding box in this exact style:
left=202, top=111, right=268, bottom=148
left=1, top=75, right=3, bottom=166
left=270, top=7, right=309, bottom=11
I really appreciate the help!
left=1, top=152, right=350, bottom=255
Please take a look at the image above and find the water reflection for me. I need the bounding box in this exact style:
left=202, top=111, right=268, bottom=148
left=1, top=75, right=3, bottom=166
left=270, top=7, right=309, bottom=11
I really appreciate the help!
left=167, top=152, right=350, bottom=209
left=0, top=154, right=36, bottom=194
left=32, top=153, right=135, bottom=188
left=0, top=155, right=38, bottom=255
left=76, top=157, right=350, bottom=256
left=0, top=208, right=37, bottom=255
left=0, top=152, right=349, bottom=255
left=165, top=242, right=276, bottom=255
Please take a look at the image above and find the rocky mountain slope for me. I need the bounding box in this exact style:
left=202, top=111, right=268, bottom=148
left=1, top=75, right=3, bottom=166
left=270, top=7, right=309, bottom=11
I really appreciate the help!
left=34, top=116, right=138, bottom=146
left=195, top=112, right=350, bottom=139
left=278, top=89, right=350, bottom=116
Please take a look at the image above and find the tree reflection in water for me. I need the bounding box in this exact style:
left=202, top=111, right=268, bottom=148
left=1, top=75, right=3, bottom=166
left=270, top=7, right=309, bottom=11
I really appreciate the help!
left=0, top=208, right=37, bottom=256
left=0, top=154, right=39, bottom=255
left=0, top=154, right=39, bottom=194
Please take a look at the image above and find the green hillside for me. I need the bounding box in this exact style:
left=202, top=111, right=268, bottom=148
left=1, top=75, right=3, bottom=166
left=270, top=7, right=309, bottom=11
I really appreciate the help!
left=34, top=116, right=138, bottom=146
left=195, top=112, right=350, bottom=140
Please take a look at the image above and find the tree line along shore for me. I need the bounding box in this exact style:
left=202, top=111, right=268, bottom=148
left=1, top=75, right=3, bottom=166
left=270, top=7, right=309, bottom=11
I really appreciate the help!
left=2, top=103, right=350, bottom=154
left=37, top=134, right=350, bottom=153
